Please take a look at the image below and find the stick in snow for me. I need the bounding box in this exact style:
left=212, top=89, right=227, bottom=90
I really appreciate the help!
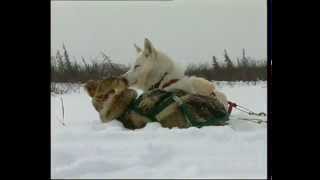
left=60, top=96, right=66, bottom=126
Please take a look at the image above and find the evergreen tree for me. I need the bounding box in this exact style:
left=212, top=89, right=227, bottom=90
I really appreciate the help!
left=241, top=48, right=249, bottom=67
left=56, top=50, right=64, bottom=72
left=62, top=44, right=73, bottom=74
left=212, top=56, right=220, bottom=70
left=224, top=49, right=234, bottom=69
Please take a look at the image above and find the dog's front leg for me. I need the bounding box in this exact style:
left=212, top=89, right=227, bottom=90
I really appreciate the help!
left=139, top=97, right=156, bottom=112
left=138, top=90, right=165, bottom=112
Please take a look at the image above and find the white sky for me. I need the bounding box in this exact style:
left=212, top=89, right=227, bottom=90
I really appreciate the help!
left=51, top=0, right=267, bottom=66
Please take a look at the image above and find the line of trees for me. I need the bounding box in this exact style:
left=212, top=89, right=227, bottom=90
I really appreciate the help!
left=51, top=45, right=267, bottom=83
left=185, top=49, right=267, bottom=81
left=51, top=44, right=129, bottom=83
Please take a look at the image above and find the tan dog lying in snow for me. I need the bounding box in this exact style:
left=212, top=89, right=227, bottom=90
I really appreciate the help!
left=84, top=77, right=228, bottom=130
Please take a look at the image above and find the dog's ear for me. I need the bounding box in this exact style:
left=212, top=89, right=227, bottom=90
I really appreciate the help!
left=144, top=38, right=157, bottom=58
left=84, top=80, right=99, bottom=97
left=134, top=44, right=142, bottom=53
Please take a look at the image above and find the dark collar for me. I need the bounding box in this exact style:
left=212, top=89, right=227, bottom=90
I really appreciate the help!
left=148, top=72, right=168, bottom=91
left=161, top=79, right=180, bottom=89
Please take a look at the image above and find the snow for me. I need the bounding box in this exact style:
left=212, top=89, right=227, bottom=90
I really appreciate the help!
left=51, top=81, right=267, bottom=179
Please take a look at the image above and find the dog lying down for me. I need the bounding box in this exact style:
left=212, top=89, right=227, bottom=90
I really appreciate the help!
left=84, top=77, right=229, bottom=130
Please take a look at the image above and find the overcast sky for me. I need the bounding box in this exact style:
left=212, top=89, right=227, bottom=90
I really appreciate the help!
left=51, top=0, right=267, bottom=66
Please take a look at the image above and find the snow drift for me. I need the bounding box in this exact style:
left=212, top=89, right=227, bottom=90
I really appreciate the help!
left=51, top=81, right=267, bottom=179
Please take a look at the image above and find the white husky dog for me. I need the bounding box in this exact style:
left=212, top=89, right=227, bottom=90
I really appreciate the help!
left=122, top=38, right=229, bottom=110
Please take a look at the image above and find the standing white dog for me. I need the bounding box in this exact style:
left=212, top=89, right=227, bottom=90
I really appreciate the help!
left=122, top=38, right=229, bottom=110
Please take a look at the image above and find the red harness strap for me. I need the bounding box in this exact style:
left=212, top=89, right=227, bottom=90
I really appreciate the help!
left=227, top=101, right=237, bottom=114
left=161, top=79, right=180, bottom=89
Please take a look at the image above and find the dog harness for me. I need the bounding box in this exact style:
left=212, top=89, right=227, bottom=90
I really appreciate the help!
left=120, top=90, right=230, bottom=128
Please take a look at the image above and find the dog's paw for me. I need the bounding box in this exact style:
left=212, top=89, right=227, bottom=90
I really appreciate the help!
left=139, top=98, right=155, bottom=112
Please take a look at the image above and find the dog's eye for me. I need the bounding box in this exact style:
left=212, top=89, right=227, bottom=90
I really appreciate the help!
left=96, top=95, right=104, bottom=100
left=134, top=65, right=141, bottom=69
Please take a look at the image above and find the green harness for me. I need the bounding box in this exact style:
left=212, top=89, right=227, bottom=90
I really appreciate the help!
left=127, top=91, right=230, bottom=128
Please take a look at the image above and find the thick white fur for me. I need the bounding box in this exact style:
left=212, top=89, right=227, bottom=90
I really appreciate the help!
left=122, top=38, right=228, bottom=110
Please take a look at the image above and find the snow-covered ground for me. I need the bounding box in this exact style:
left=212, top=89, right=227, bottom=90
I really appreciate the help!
left=51, top=81, right=267, bottom=179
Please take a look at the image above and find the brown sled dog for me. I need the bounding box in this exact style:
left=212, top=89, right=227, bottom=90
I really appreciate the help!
left=84, top=77, right=228, bottom=130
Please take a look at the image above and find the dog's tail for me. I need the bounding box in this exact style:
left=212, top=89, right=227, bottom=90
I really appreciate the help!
left=190, top=77, right=229, bottom=111
left=212, top=90, right=229, bottom=111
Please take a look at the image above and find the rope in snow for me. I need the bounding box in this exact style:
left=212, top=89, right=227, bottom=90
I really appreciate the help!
left=228, top=101, right=267, bottom=124
left=237, top=118, right=267, bottom=124
left=236, top=104, right=267, bottom=117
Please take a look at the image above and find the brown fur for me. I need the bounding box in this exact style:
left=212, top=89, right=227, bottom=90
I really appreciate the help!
left=84, top=77, right=129, bottom=112
left=84, top=77, right=226, bottom=129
